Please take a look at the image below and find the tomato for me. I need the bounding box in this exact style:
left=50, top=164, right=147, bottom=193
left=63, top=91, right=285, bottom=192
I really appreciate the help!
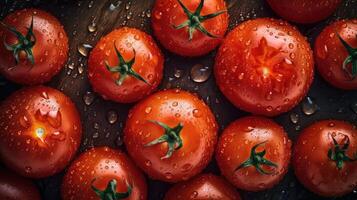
left=152, top=0, right=228, bottom=57
left=215, top=116, right=292, bottom=191
left=164, top=174, right=241, bottom=200
left=88, top=27, right=164, bottom=103
left=214, top=18, right=314, bottom=116
left=62, top=147, right=147, bottom=200
left=0, top=8, right=69, bottom=85
left=293, top=120, right=357, bottom=197
left=0, top=168, right=41, bottom=200
left=0, top=86, right=82, bottom=178
left=315, top=19, right=357, bottom=90
left=266, top=0, right=342, bottom=24
left=124, top=89, right=218, bottom=183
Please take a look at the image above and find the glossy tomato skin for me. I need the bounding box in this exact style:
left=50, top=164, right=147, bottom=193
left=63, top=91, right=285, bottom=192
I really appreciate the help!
left=267, top=0, right=342, bottom=24
left=0, top=9, right=69, bottom=85
left=214, top=18, right=314, bottom=116
left=88, top=27, right=164, bottom=103
left=216, top=116, right=292, bottom=191
left=124, top=89, right=218, bottom=183
left=152, top=0, right=228, bottom=57
left=0, top=86, right=82, bottom=178
left=293, top=120, right=357, bottom=197
left=164, top=174, right=241, bottom=200
left=62, top=147, right=147, bottom=200
left=0, top=168, right=41, bottom=200
left=315, top=19, right=357, bottom=90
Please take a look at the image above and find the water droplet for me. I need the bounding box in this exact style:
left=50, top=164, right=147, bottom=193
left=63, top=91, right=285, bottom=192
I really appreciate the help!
left=302, top=97, right=318, bottom=116
left=174, top=68, right=183, bottom=78
left=83, top=91, right=95, bottom=106
left=25, top=166, right=32, bottom=173
left=78, top=43, right=93, bottom=57
left=190, top=64, right=211, bottom=83
left=109, top=0, right=122, bottom=11
left=92, top=132, right=99, bottom=139
left=290, top=113, right=299, bottom=124
left=145, top=107, right=152, bottom=114
left=88, top=22, right=97, bottom=33
left=116, top=135, right=123, bottom=146
left=165, top=172, right=173, bottom=180
left=50, top=131, right=66, bottom=141
left=190, top=191, right=198, bottom=198
left=145, top=160, right=152, bottom=167
left=106, top=110, right=118, bottom=124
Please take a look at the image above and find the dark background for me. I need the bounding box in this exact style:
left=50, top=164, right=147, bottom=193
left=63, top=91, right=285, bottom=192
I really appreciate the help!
left=0, top=0, right=357, bottom=199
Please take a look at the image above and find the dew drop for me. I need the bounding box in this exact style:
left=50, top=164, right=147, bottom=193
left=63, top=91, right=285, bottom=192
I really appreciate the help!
left=106, top=110, right=118, bottom=124
left=190, top=64, right=211, bottom=83
left=87, top=22, right=97, bottom=33
left=289, top=113, right=299, bottom=124
left=77, top=43, right=93, bottom=57
left=174, top=68, right=183, bottom=78
left=83, top=91, right=95, bottom=106
left=302, top=97, right=318, bottom=116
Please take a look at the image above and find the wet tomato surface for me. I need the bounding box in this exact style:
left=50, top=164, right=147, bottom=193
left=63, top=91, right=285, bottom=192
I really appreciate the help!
left=124, top=89, right=218, bottom=183
left=214, top=18, right=314, bottom=116
left=0, top=86, right=82, bottom=178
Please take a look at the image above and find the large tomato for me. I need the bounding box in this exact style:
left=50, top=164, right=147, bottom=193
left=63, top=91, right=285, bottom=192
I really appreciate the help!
left=164, top=174, right=241, bottom=200
left=293, top=120, right=357, bottom=197
left=62, top=147, right=147, bottom=200
left=124, top=89, right=218, bottom=183
left=0, top=86, right=82, bottom=178
left=214, top=18, right=314, bottom=116
left=152, top=0, right=228, bottom=57
left=216, top=116, right=292, bottom=191
left=0, top=168, right=41, bottom=200
left=88, top=27, right=164, bottom=103
left=266, top=0, right=342, bottom=24
left=315, top=19, right=357, bottom=90
left=0, top=8, right=68, bottom=85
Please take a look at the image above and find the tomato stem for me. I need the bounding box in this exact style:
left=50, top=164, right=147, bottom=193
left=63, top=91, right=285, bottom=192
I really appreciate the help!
left=327, top=134, right=356, bottom=170
left=173, top=0, right=226, bottom=41
left=235, top=141, right=278, bottom=175
left=105, top=43, right=150, bottom=86
left=145, top=120, right=183, bottom=159
left=91, top=179, right=132, bottom=200
left=1, top=16, right=36, bottom=65
left=337, top=34, right=357, bottom=79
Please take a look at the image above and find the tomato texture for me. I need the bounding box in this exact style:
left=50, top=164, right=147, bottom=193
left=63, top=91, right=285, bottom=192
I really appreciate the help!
left=88, top=27, right=164, bottom=103
left=293, top=120, right=357, bottom=197
left=214, top=18, right=314, bottom=116
left=0, top=86, right=82, bottom=178
left=315, top=19, right=357, bottom=90
left=0, top=8, right=68, bottom=85
left=0, top=168, right=41, bottom=200
left=124, top=89, right=218, bottom=183
left=62, top=147, right=147, bottom=200
left=152, top=0, right=228, bottom=57
left=266, top=0, right=342, bottom=24
left=164, top=174, right=241, bottom=200
left=216, top=116, right=292, bottom=191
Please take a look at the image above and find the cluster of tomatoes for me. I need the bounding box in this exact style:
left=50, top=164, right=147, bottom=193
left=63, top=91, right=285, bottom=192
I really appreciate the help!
left=0, top=0, right=356, bottom=199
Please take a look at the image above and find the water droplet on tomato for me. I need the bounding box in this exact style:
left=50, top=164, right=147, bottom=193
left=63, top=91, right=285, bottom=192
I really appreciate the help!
left=106, top=110, right=118, bottom=124
left=50, top=131, right=66, bottom=141
left=145, top=107, right=152, bottom=114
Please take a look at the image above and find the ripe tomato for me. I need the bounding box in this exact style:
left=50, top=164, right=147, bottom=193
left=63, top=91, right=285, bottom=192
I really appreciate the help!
left=124, top=89, right=218, bottom=183
left=88, top=27, right=164, bottom=103
left=0, top=8, right=69, bottom=85
left=0, top=86, right=82, bottom=178
left=0, top=168, right=41, bottom=200
left=164, top=174, right=241, bottom=200
left=293, top=120, right=357, bottom=197
left=216, top=116, right=292, bottom=191
left=214, top=18, right=314, bottom=116
left=266, top=0, right=342, bottom=24
left=62, top=147, right=147, bottom=200
left=315, top=19, right=357, bottom=90
left=152, top=0, right=228, bottom=57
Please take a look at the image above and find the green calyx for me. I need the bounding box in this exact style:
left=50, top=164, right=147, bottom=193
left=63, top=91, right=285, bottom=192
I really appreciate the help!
left=338, top=34, right=357, bottom=79
left=328, top=134, right=357, bottom=170
left=173, top=0, right=226, bottom=41
left=0, top=16, right=36, bottom=65
left=145, top=120, right=184, bottom=159
left=235, top=141, right=278, bottom=175
left=105, top=43, right=149, bottom=86
left=91, top=179, right=132, bottom=200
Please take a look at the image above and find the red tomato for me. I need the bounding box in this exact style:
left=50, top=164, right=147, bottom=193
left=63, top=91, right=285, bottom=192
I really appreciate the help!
left=164, top=174, right=241, bottom=200
left=88, top=27, right=164, bottom=103
left=315, top=19, right=357, bottom=90
left=293, top=120, right=357, bottom=197
left=214, top=18, right=314, bottom=116
left=266, top=0, right=342, bottom=24
left=0, top=86, right=82, bottom=178
left=0, top=168, right=41, bottom=200
left=0, top=8, right=69, bottom=85
left=216, top=116, right=292, bottom=191
left=62, top=147, right=147, bottom=200
left=124, top=89, right=218, bottom=183
left=152, top=0, right=228, bottom=57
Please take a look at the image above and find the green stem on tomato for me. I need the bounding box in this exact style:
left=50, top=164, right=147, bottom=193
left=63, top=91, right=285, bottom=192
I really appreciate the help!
left=91, top=179, right=132, bottom=200
left=327, top=134, right=357, bottom=170
left=337, top=34, right=357, bottom=79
